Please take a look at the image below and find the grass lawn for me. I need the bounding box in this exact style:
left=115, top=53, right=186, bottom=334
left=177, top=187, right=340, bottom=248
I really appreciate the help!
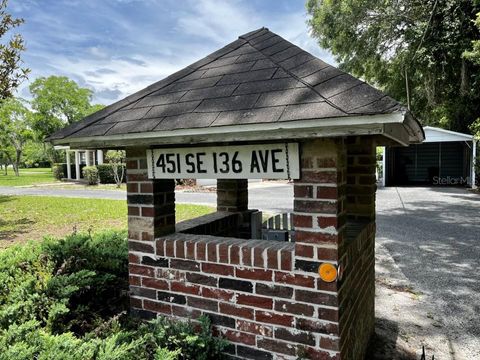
left=0, top=167, right=57, bottom=186
left=0, top=195, right=214, bottom=247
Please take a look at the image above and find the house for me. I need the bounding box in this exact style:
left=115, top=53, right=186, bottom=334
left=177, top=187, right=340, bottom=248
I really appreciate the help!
left=54, top=146, right=105, bottom=180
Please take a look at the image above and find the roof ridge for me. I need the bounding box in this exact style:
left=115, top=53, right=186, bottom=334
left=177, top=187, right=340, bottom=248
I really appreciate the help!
left=242, top=30, right=349, bottom=116
left=47, top=38, right=251, bottom=141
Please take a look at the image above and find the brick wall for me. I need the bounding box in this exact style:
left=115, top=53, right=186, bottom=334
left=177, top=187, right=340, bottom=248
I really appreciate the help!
left=126, top=139, right=376, bottom=360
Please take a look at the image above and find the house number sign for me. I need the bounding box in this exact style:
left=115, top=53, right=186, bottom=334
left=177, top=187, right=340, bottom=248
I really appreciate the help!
left=147, top=143, right=299, bottom=180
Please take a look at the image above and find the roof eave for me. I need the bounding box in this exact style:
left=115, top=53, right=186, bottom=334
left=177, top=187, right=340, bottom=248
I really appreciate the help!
left=51, top=112, right=415, bottom=149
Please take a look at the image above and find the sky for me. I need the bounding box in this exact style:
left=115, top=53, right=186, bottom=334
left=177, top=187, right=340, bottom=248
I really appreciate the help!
left=10, top=0, right=335, bottom=105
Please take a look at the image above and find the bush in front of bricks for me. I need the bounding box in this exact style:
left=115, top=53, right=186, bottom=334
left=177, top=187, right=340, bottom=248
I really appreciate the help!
left=82, top=165, right=99, bottom=185
left=97, top=163, right=126, bottom=184
left=0, top=230, right=228, bottom=359
left=52, top=163, right=66, bottom=180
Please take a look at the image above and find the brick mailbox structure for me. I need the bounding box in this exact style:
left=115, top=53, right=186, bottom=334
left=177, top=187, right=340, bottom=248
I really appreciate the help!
left=49, top=28, right=424, bottom=360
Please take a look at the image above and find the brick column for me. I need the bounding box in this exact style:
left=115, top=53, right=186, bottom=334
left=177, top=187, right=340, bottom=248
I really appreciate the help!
left=126, top=147, right=176, bottom=317
left=216, top=179, right=248, bottom=212
left=346, top=136, right=376, bottom=221
left=292, top=138, right=346, bottom=358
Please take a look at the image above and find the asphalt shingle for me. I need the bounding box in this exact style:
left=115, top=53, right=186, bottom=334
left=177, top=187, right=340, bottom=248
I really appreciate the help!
left=48, top=27, right=409, bottom=142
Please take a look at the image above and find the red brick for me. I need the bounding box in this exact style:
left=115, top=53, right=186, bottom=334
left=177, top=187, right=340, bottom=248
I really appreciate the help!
left=230, top=245, right=240, bottom=265
left=128, top=173, right=148, bottom=181
left=297, top=318, right=339, bottom=335
left=305, top=347, right=340, bottom=360
left=296, top=290, right=338, bottom=307
left=129, top=253, right=140, bottom=264
left=267, top=248, right=278, bottom=269
left=236, top=268, right=272, bottom=281
left=221, top=329, right=255, bottom=346
left=156, top=239, right=165, bottom=256
left=294, top=185, right=313, bottom=198
left=130, top=296, right=142, bottom=308
left=207, top=242, right=218, bottom=262
left=280, top=249, right=292, bottom=271
left=316, top=158, right=336, bottom=168
left=220, top=303, right=254, bottom=320
left=301, top=170, right=338, bottom=183
left=295, top=243, right=314, bottom=258
left=196, top=242, right=206, bottom=261
left=128, top=206, right=140, bottom=216
left=142, top=277, right=168, bottom=290
left=129, top=275, right=141, bottom=286
left=175, top=240, right=185, bottom=258
left=218, top=243, right=229, bottom=263
left=143, top=299, right=171, bottom=315
left=237, top=294, right=272, bottom=309
left=126, top=160, right=138, bottom=169
left=292, top=214, right=312, bottom=228
left=172, top=305, right=201, bottom=319
left=129, top=264, right=154, bottom=277
left=127, top=183, right=138, bottom=193
left=295, top=231, right=339, bottom=245
left=186, top=241, right=195, bottom=259
left=241, top=247, right=252, bottom=266
left=317, top=278, right=338, bottom=292
left=320, top=337, right=340, bottom=351
left=294, top=200, right=338, bottom=214
left=317, top=216, right=339, bottom=229
left=140, top=182, right=153, bottom=193
left=141, top=206, right=154, bottom=217
left=318, top=307, right=339, bottom=322
left=316, top=186, right=338, bottom=199
left=202, top=287, right=235, bottom=302
left=202, top=263, right=234, bottom=276
left=253, top=247, right=264, bottom=268
left=165, top=240, right=175, bottom=257
left=274, top=300, right=314, bottom=316
left=141, top=232, right=154, bottom=241
left=171, top=281, right=200, bottom=295
left=187, top=296, right=218, bottom=311
left=236, top=320, right=272, bottom=337
left=274, top=272, right=315, bottom=288
left=255, top=311, right=294, bottom=327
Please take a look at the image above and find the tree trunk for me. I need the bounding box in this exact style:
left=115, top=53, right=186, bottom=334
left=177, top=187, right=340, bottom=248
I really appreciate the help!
left=14, top=149, right=21, bottom=176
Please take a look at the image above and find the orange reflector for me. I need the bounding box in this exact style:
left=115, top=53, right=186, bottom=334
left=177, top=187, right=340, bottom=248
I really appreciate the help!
left=318, top=263, right=337, bottom=283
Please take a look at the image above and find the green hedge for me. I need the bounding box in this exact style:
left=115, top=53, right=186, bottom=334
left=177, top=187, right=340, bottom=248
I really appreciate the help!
left=82, top=166, right=98, bottom=185
left=97, top=164, right=126, bottom=184
left=52, top=163, right=66, bottom=180
left=0, top=231, right=227, bottom=359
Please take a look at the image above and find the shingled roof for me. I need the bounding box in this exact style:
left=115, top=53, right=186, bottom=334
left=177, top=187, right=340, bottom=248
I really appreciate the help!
left=48, top=28, right=424, bottom=147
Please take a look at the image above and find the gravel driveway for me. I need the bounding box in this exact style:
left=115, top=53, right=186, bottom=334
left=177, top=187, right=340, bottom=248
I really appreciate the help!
left=376, top=187, right=480, bottom=359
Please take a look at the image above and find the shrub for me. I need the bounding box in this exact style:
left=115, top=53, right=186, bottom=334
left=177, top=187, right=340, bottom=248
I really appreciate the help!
left=97, top=164, right=126, bottom=184
left=0, top=231, right=228, bottom=359
left=82, top=166, right=98, bottom=185
left=52, top=163, right=65, bottom=180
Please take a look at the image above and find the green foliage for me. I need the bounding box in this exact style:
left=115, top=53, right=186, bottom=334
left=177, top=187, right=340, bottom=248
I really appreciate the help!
left=306, top=0, right=480, bottom=134
left=0, top=97, right=34, bottom=176
left=29, top=76, right=104, bottom=141
left=82, top=166, right=99, bottom=185
left=97, top=164, right=125, bottom=184
left=0, top=231, right=228, bottom=359
left=52, top=163, right=65, bottom=180
left=463, top=12, right=480, bottom=65
left=0, top=0, right=30, bottom=100
left=105, top=151, right=126, bottom=188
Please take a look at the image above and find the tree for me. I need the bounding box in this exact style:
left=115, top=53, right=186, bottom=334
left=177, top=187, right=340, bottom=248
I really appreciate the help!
left=29, top=76, right=103, bottom=141
left=0, top=0, right=29, bottom=99
left=306, top=0, right=480, bottom=133
left=0, top=98, right=33, bottom=176
left=105, top=150, right=125, bottom=188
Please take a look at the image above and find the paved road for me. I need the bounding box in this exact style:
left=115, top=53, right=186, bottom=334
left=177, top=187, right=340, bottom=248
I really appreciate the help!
left=377, top=187, right=480, bottom=359
left=0, top=183, right=294, bottom=213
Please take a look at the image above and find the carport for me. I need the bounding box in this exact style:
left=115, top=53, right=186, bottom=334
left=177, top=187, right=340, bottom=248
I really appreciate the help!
left=382, top=126, right=476, bottom=188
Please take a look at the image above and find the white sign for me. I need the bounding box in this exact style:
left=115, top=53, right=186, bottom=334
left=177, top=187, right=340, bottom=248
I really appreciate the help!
left=147, top=143, right=299, bottom=179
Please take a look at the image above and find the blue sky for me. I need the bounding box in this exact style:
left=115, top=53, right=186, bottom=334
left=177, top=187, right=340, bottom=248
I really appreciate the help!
left=11, top=0, right=334, bottom=105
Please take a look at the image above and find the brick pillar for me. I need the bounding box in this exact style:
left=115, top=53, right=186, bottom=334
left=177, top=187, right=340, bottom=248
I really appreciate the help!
left=292, top=138, right=346, bottom=358
left=216, top=179, right=248, bottom=212
left=126, top=147, right=176, bottom=317
left=346, top=136, right=376, bottom=221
